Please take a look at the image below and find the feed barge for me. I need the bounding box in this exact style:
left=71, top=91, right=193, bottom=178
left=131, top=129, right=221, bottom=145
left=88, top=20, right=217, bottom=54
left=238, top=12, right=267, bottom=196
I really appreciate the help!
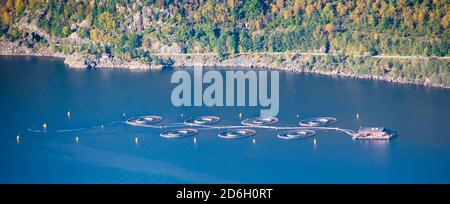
left=353, top=127, right=397, bottom=140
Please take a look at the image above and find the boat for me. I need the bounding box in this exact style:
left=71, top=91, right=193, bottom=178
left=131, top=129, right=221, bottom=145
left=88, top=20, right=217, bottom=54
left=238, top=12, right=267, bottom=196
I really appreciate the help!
left=353, top=127, right=397, bottom=140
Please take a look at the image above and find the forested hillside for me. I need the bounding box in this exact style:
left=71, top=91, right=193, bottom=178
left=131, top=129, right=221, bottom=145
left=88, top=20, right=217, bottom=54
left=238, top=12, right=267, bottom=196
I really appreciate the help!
left=0, top=0, right=449, bottom=86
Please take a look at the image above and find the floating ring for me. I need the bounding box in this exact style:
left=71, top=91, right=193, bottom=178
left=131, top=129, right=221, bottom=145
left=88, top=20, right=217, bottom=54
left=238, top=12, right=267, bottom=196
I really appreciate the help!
left=126, top=116, right=162, bottom=127
left=218, top=129, right=256, bottom=139
left=299, top=117, right=337, bottom=127
left=184, top=116, right=220, bottom=126
left=160, top=128, right=198, bottom=138
left=277, top=129, right=316, bottom=140
left=241, top=117, right=279, bottom=126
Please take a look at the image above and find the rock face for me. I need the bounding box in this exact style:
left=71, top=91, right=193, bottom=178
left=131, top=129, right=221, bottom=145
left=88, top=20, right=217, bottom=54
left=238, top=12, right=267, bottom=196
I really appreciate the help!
left=0, top=41, right=64, bottom=57
left=134, top=11, right=143, bottom=33
left=64, top=53, right=162, bottom=69
left=96, top=57, right=162, bottom=69
left=0, top=41, right=34, bottom=55
left=149, top=41, right=182, bottom=54
left=64, top=54, right=87, bottom=68
left=66, top=32, right=91, bottom=46
left=0, top=40, right=162, bottom=69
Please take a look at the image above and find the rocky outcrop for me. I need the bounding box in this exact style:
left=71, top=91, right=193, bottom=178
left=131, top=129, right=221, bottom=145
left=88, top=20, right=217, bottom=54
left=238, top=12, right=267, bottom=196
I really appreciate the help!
left=0, top=39, right=448, bottom=88
left=0, top=41, right=35, bottom=55
left=166, top=54, right=450, bottom=89
left=0, top=40, right=161, bottom=69
left=96, top=57, right=162, bottom=69
left=0, top=41, right=65, bottom=58
left=64, top=53, right=87, bottom=68
left=134, top=11, right=143, bottom=33
left=149, top=41, right=182, bottom=54
left=63, top=53, right=162, bottom=69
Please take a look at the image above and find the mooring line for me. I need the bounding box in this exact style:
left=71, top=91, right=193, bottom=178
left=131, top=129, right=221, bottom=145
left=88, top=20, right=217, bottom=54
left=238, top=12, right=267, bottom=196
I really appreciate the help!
left=27, top=116, right=357, bottom=137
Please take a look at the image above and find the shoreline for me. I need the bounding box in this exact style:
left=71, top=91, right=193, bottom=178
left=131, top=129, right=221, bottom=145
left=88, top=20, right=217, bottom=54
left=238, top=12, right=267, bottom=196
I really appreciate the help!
left=0, top=42, right=448, bottom=89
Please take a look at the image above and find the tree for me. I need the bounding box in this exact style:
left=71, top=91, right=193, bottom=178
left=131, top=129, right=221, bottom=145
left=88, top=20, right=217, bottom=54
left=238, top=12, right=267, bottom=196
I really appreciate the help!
left=293, top=0, right=304, bottom=17
left=62, top=26, right=71, bottom=37
left=226, top=34, right=236, bottom=57
left=97, top=12, right=115, bottom=32
left=239, top=30, right=252, bottom=52
left=175, top=25, right=193, bottom=42
left=78, top=27, right=89, bottom=39
left=443, top=13, right=450, bottom=29
left=90, top=29, right=99, bottom=41
left=5, top=0, right=14, bottom=11
left=215, top=30, right=228, bottom=58
left=228, top=0, right=235, bottom=9
left=253, top=35, right=266, bottom=52
left=325, top=23, right=333, bottom=33
left=126, top=33, right=142, bottom=49
left=15, top=0, right=25, bottom=16
left=242, top=0, right=266, bottom=20
left=1, top=10, right=10, bottom=24
left=336, top=2, right=346, bottom=16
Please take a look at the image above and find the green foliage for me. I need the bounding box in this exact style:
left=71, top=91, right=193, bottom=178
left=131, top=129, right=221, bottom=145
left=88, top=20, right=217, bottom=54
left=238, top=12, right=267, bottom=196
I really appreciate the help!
left=239, top=30, right=252, bottom=52
left=0, top=0, right=449, bottom=85
left=6, top=26, right=20, bottom=41
left=2, top=0, right=446, bottom=56
left=125, top=33, right=142, bottom=49
left=78, top=27, right=90, bottom=39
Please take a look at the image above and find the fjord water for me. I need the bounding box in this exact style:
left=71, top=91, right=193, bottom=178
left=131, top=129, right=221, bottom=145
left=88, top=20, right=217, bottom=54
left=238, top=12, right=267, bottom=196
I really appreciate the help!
left=1, top=56, right=449, bottom=184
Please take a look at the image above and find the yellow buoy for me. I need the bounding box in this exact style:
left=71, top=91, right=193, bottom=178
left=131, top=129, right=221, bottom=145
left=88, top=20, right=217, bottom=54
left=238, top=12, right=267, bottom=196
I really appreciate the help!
left=43, top=123, right=47, bottom=129
left=313, top=138, right=317, bottom=145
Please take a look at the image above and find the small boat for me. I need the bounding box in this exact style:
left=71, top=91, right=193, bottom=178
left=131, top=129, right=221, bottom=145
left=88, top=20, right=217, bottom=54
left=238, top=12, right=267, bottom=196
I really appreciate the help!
left=353, top=127, right=397, bottom=140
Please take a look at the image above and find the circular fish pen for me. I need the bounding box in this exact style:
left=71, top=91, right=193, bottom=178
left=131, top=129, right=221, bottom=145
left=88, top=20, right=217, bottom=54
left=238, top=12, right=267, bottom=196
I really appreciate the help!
left=184, top=116, right=220, bottom=126
left=160, top=128, right=198, bottom=138
left=277, top=130, right=316, bottom=140
left=218, top=129, right=256, bottom=139
left=241, top=117, right=279, bottom=126
left=299, top=117, right=337, bottom=127
left=125, top=116, right=162, bottom=127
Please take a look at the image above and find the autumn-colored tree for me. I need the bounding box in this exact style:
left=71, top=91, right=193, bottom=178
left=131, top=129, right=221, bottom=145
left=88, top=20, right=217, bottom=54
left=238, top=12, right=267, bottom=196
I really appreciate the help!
left=90, top=29, right=99, bottom=41
left=293, top=0, right=303, bottom=16
left=255, top=19, right=261, bottom=30
left=283, top=9, right=292, bottom=20
left=1, top=10, right=10, bottom=24
left=336, top=2, right=346, bottom=16
left=14, top=0, right=25, bottom=16
left=275, top=0, right=284, bottom=9
left=443, top=13, right=450, bottom=29
left=305, top=4, right=315, bottom=16
left=324, top=23, right=333, bottom=33
left=97, top=12, right=116, bottom=33
left=5, top=0, right=14, bottom=11
left=228, top=0, right=235, bottom=9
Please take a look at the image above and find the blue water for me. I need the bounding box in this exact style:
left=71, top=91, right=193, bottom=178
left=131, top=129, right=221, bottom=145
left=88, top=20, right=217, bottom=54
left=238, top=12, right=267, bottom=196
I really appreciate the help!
left=1, top=56, right=449, bottom=184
